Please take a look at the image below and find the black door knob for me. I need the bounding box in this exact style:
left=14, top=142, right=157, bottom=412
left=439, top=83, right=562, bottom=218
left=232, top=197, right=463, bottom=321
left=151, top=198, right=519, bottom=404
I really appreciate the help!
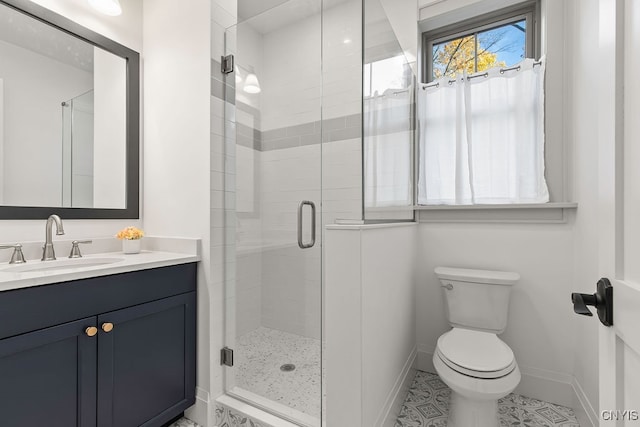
left=571, top=293, right=596, bottom=316
left=571, top=278, right=613, bottom=327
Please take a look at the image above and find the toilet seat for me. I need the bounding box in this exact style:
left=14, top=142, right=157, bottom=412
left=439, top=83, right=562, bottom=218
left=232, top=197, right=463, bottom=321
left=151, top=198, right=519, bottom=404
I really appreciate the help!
left=436, top=328, right=516, bottom=379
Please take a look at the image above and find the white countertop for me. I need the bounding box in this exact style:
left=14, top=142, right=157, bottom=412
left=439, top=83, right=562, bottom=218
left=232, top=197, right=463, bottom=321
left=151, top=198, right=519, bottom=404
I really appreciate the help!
left=0, top=236, right=201, bottom=293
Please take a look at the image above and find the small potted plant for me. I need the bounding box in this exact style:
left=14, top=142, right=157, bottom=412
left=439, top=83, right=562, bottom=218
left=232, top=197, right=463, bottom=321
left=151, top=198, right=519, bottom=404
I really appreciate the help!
left=116, top=226, right=144, bottom=254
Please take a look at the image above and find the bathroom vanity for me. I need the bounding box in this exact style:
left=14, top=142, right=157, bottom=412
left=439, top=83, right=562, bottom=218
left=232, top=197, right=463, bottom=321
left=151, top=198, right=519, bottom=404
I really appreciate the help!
left=0, top=259, right=197, bottom=427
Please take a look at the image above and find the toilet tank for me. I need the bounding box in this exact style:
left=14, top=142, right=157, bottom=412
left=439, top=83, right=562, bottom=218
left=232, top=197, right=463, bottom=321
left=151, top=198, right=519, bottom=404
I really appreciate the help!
left=435, top=267, right=520, bottom=334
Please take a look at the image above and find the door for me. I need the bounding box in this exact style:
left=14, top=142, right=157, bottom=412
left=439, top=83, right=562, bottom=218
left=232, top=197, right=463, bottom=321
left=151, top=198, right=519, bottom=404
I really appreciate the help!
left=223, top=2, right=325, bottom=425
left=0, top=317, right=97, bottom=427
left=97, top=293, right=196, bottom=427
left=597, top=0, right=640, bottom=422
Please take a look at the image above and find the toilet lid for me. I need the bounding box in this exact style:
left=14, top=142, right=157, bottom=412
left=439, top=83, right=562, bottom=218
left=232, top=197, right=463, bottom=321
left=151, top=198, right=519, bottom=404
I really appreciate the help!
left=438, top=328, right=514, bottom=373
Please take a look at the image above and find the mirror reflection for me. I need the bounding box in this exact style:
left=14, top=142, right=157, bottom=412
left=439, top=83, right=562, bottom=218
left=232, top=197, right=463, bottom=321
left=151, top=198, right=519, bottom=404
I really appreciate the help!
left=0, top=2, right=127, bottom=209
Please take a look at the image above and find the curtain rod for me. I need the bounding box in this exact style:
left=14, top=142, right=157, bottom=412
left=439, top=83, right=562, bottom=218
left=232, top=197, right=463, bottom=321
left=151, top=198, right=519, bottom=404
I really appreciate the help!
left=421, top=60, right=543, bottom=90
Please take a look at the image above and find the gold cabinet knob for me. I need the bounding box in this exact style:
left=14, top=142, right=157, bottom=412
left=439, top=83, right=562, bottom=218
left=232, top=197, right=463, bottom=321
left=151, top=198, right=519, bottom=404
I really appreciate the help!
left=102, top=322, right=114, bottom=333
left=85, top=326, right=98, bottom=337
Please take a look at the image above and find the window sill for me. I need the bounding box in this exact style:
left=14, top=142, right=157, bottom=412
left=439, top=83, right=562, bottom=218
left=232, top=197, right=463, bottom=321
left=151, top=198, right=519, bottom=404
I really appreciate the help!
left=416, top=202, right=577, bottom=223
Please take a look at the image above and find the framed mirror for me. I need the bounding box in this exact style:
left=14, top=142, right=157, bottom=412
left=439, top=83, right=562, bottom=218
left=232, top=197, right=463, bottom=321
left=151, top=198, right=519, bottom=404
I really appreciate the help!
left=0, top=0, right=139, bottom=219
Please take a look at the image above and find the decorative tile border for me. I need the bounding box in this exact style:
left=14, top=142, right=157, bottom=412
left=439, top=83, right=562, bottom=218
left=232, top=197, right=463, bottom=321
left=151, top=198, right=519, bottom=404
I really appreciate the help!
left=211, top=59, right=414, bottom=151
left=169, top=417, right=201, bottom=427
left=215, top=403, right=268, bottom=427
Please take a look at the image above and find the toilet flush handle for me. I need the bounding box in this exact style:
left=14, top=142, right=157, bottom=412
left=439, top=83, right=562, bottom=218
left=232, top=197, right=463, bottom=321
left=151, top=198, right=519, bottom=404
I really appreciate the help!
left=442, top=283, right=453, bottom=290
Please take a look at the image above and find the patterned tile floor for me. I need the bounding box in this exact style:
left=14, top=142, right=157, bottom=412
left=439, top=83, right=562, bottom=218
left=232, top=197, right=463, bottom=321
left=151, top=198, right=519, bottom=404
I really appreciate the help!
left=396, top=371, right=580, bottom=427
left=169, top=418, right=199, bottom=427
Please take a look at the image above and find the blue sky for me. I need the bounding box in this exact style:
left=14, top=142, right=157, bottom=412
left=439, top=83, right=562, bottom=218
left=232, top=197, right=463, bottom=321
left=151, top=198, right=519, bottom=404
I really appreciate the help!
left=479, top=19, right=527, bottom=67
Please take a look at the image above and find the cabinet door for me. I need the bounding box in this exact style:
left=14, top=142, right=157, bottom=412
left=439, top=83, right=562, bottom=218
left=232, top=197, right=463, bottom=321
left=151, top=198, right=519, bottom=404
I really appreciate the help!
left=0, top=317, right=98, bottom=427
left=97, top=292, right=196, bottom=427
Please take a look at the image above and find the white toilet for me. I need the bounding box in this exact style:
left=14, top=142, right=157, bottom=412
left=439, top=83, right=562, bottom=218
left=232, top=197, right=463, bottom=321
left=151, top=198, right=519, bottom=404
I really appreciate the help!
left=433, top=266, right=521, bottom=427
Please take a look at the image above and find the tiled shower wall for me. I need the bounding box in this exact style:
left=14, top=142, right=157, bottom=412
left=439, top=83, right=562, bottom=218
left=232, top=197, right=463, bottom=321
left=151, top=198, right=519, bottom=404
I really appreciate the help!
left=226, top=0, right=364, bottom=341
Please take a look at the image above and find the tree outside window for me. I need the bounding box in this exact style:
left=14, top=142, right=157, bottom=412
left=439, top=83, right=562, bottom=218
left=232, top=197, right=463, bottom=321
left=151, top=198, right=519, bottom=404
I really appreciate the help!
left=431, top=19, right=527, bottom=80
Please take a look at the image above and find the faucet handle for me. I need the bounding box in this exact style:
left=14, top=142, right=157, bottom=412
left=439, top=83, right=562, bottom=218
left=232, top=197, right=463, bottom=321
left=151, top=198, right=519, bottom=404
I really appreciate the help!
left=0, top=244, right=26, bottom=264
left=69, top=240, right=92, bottom=258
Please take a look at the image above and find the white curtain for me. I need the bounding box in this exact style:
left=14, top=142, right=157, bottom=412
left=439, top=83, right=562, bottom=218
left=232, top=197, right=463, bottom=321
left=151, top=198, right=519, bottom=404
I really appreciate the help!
left=364, top=89, right=413, bottom=207
left=417, top=58, right=549, bottom=205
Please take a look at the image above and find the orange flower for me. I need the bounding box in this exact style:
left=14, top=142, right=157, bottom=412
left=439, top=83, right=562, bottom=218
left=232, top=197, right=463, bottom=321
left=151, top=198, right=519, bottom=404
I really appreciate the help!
left=115, top=226, right=144, bottom=240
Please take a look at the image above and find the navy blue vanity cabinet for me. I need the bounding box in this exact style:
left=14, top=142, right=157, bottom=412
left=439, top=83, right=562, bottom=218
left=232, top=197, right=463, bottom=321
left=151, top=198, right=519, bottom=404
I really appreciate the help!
left=0, top=317, right=98, bottom=427
left=0, top=263, right=197, bottom=427
left=97, top=292, right=196, bottom=427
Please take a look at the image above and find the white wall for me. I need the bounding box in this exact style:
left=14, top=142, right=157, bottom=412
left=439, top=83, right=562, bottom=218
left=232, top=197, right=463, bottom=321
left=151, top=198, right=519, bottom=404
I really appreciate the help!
left=326, top=223, right=417, bottom=427
left=30, top=0, right=143, bottom=52
left=0, top=79, right=3, bottom=203
left=143, top=1, right=212, bottom=425
left=567, top=0, right=600, bottom=424
left=416, top=223, right=577, bottom=405
left=414, top=1, right=601, bottom=420
left=236, top=249, right=262, bottom=336
left=323, top=0, right=363, bottom=121
left=261, top=12, right=321, bottom=130
left=0, top=0, right=142, bottom=256
left=234, top=14, right=264, bottom=339
left=323, top=139, right=363, bottom=225
left=379, top=0, right=418, bottom=73
left=252, top=0, right=362, bottom=129
left=93, top=48, right=126, bottom=209
left=69, top=91, right=94, bottom=208
left=0, top=39, right=92, bottom=206
left=235, top=21, right=263, bottom=117
left=259, top=145, right=322, bottom=339
left=256, top=0, right=363, bottom=234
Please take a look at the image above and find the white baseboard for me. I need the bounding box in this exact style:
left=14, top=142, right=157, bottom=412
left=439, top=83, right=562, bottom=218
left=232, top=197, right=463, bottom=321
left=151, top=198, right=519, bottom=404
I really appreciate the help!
left=416, top=345, right=435, bottom=373
left=185, top=387, right=211, bottom=427
left=379, top=347, right=417, bottom=427
left=572, top=377, right=598, bottom=427
left=416, top=350, right=597, bottom=426
left=514, top=365, right=575, bottom=408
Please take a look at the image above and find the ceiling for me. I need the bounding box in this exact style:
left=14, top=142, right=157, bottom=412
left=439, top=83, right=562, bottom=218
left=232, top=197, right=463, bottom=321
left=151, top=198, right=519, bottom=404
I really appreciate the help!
left=238, top=0, right=290, bottom=21
left=238, top=0, right=350, bottom=34
left=0, top=3, right=94, bottom=72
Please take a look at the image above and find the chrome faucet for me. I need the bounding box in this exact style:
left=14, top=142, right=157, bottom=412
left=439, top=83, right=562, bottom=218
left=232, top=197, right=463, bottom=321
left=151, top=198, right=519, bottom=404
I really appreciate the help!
left=42, top=214, right=65, bottom=261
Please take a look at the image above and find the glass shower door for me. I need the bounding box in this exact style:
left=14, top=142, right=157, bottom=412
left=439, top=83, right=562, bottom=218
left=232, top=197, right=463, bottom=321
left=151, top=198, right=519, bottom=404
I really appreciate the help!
left=362, top=0, right=416, bottom=221
left=62, top=90, right=94, bottom=208
left=223, top=1, right=323, bottom=425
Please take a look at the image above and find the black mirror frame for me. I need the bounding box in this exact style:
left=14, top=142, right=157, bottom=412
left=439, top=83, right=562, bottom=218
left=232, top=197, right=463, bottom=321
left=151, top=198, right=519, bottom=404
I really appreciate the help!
left=0, top=0, right=140, bottom=220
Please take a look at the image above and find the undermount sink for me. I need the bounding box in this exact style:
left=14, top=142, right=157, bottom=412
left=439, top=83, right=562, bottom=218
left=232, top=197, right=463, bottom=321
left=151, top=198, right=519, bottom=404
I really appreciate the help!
left=1, top=257, right=125, bottom=273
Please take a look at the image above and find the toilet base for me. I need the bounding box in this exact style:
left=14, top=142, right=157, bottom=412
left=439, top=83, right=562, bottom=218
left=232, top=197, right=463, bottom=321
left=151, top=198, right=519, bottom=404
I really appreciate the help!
left=448, top=391, right=498, bottom=427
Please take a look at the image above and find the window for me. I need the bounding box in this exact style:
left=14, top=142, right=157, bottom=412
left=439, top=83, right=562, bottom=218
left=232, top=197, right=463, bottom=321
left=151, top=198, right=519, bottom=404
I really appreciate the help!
left=363, top=54, right=414, bottom=209
left=424, top=3, right=538, bottom=82
left=418, top=2, right=547, bottom=206
left=364, top=55, right=412, bottom=98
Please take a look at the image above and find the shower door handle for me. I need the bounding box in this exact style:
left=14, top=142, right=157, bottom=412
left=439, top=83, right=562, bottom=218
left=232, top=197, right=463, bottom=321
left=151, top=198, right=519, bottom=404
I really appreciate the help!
left=297, top=200, right=316, bottom=249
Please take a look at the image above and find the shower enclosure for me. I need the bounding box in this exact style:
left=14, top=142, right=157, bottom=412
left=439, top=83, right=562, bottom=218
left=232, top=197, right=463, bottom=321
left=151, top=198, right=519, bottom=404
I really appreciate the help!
left=221, top=0, right=414, bottom=424
left=62, top=90, right=94, bottom=208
